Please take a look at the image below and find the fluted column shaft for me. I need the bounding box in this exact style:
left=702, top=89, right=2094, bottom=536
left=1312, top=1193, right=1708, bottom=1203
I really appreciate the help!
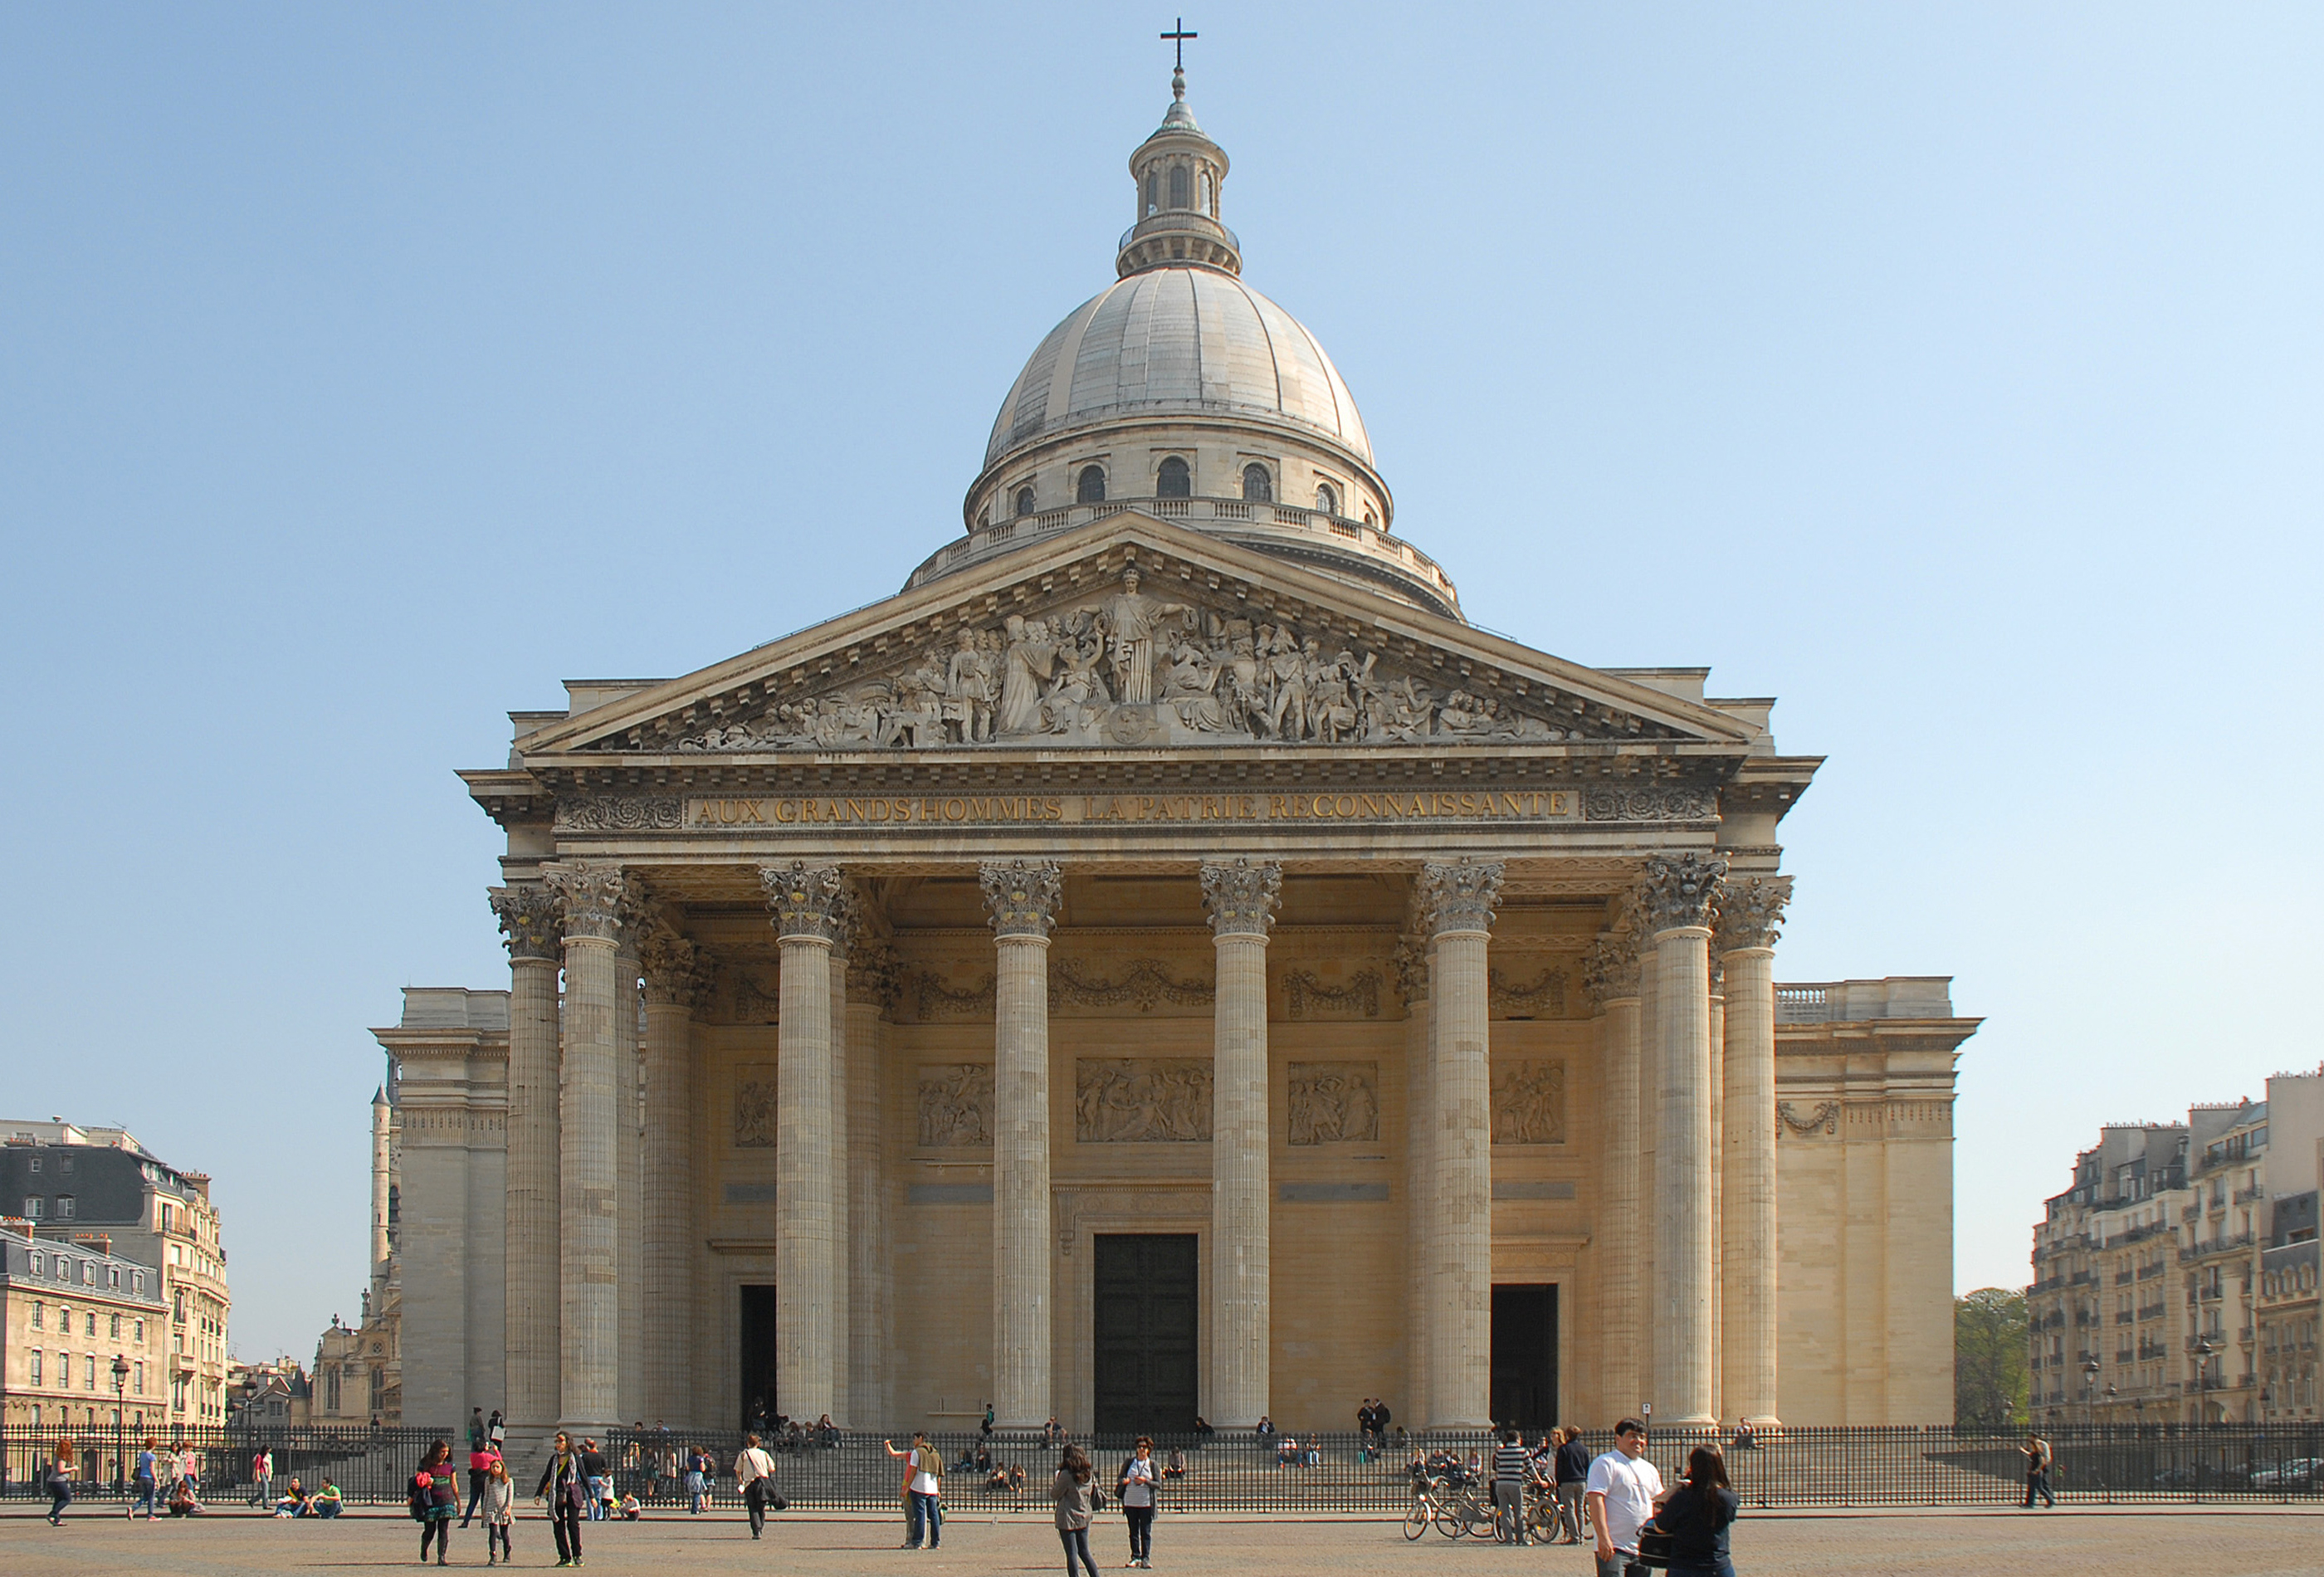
left=1643, top=853, right=1726, bottom=1428
left=984, top=860, right=1062, bottom=1428
left=1718, top=874, right=1790, bottom=1427
left=826, top=930, right=852, bottom=1427
left=1203, top=858, right=1281, bottom=1428
left=1598, top=989, right=1643, bottom=1414
left=491, top=886, right=564, bottom=1446
left=1420, top=859, right=1501, bottom=1430
left=845, top=978, right=891, bottom=1427
left=1398, top=932, right=1433, bottom=1430
left=544, top=861, right=627, bottom=1428
left=640, top=924, right=706, bottom=1428
left=614, top=934, right=642, bottom=1422
left=764, top=862, right=843, bottom=1424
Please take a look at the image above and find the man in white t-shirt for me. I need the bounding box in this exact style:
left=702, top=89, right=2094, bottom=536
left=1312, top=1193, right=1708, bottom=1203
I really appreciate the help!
left=734, top=1433, right=779, bottom=1540
left=1584, top=1418, right=1666, bottom=1577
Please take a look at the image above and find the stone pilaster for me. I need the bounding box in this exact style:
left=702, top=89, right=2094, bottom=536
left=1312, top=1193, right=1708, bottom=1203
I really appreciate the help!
left=1717, top=875, right=1791, bottom=1428
left=1394, top=925, right=1433, bottom=1430
left=1584, top=923, right=1643, bottom=1419
left=846, top=929, right=899, bottom=1428
left=981, top=858, right=1062, bottom=1428
left=1641, top=852, right=1726, bottom=1428
left=762, top=860, right=846, bottom=1424
left=542, top=859, right=629, bottom=1429
left=1201, top=857, right=1281, bottom=1428
left=638, top=915, right=710, bottom=1427
left=1418, top=857, right=1502, bottom=1429
left=490, top=883, right=564, bottom=1455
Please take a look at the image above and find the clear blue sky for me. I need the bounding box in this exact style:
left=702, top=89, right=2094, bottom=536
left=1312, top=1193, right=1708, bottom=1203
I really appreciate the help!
left=4, top=5, right=2318, bottom=1368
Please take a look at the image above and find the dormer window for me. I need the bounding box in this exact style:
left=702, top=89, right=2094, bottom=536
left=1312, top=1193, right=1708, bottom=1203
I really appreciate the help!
left=1013, top=486, right=1037, bottom=518
left=1156, top=456, right=1191, bottom=498
left=1241, top=463, right=1272, bottom=503
left=1077, top=465, right=1107, bottom=504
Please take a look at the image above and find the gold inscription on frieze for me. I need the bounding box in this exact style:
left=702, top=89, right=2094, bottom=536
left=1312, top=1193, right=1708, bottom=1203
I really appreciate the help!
left=685, top=789, right=1569, bottom=829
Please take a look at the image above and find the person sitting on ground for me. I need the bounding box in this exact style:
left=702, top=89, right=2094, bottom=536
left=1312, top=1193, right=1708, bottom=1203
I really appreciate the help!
left=1007, top=1462, right=1028, bottom=1492
left=1306, top=1433, right=1322, bottom=1467
left=1163, top=1448, right=1187, bottom=1481
left=272, top=1477, right=306, bottom=1516
left=987, top=1463, right=1014, bottom=1492
left=168, top=1477, right=202, bottom=1516
left=1731, top=1419, right=1758, bottom=1451
left=974, top=1443, right=994, bottom=1474
left=616, top=1492, right=642, bottom=1520
left=311, top=1480, right=344, bottom=1518
left=1255, top=1413, right=1276, bottom=1438
left=1275, top=1434, right=1300, bottom=1466
left=1191, top=1416, right=1214, bottom=1439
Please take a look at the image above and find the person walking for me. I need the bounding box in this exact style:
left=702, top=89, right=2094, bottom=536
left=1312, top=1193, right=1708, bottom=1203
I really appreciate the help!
left=251, top=1446, right=274, bottom=1508
left=735, top=1432, right=779, bottom=1540
left=685, top=1444, right=711, bottom=1514
left=884, top=1431, right=944, bottom=1549
left=129, top=1437, right=159, bottom=1521
left=1553, top=1425, right=1591, bottom=1545
left=580, top=1437, right=610, bottom=1521
left=1648, top=1445, right=1738, bottom=1577
left=44, top=1439, right=74, bottom=1525
left=487, top=1409, right=506, bottom=1450
left=413, top=1439, right=459, bottom=1565
left=1585, top=1418, right=1667, bottom=1577
left=481, top=1458, right=516, bottom=1567
left=1052, top=1445, right=1101, bottom=1577
left=535, top=1430, right=591, bottom=1568
left=2020, top=1433, right=2055, bottom=1509
left=1117, top=1435, right=1159, bottom=1569
left=1491, top=1423, right=1532, bottom=1545
left=461, top=1435, right=500, bottom=1526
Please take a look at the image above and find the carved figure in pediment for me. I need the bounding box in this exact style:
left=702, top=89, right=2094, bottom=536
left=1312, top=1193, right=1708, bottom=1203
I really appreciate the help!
left=1262, top=626, right=1307, bottom=739
left=998, top=614, right=1060, bottom=734
left=1040, top=624, right=1111, bottom=731
left=1077, top=566, right=1189, bottom=707
left=1161, top=631, right=1228, bottom=731
left=943, top=626, right=998, bottom=744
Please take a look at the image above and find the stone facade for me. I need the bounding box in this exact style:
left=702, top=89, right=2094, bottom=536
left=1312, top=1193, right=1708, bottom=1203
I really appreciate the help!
left=2029, top=1064, right=2324, bottom=1423
left=0, top=1225, right=169, bottom=1441
left=371, top=68, right=1978, bottom=1456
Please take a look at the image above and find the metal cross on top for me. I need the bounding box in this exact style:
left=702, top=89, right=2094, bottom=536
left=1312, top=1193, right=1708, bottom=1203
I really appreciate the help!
left=1160, top=18, right=1197, bottom=71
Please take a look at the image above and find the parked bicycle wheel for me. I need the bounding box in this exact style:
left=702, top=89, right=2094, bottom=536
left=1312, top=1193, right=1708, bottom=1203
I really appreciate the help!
left=1433, top=1497, right=1467, bottom=1538
left=1404, top=1499, right=1432, bottom=1540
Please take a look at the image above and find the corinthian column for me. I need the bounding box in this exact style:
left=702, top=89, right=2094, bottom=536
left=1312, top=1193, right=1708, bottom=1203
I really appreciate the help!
left=1717, top=875, right=1791, bottom=1428
left=761, top=862, right=845, bottom=1424
left=825, top=889, right=854, bottom=1427
left=981, top=858, right=1062, bottom=1428
left=490, top=883, right=564, bottom=1452
left=1201, top=857, right=1281, bottom=1428
left=542, top=860, right=629, bottom=1428
left=1419, top=857, right=1502, bottom=1429
left=847, top=928, right=899, bottom=1428
left=1394, top=925, right=1433, bottom=1429
left=638, top=916, right=710, bottom=1427
left=1584, top=922, right=1643, bottom=1419
left=614, top=920, right=642, bottom=1423
left=1641, top=852, right=1726, bottom=1428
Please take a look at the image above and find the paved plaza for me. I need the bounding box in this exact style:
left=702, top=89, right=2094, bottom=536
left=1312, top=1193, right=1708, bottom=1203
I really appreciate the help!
left=2, top=1507, right=2320, bottom=1577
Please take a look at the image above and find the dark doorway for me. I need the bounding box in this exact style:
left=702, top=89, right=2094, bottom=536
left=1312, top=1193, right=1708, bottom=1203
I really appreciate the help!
left=1093, top=1234, right=1199, bottom=1436
left=1490, top=1283, right=1558, bottom=1432
left=740, top=1284, right=779, bottom=1430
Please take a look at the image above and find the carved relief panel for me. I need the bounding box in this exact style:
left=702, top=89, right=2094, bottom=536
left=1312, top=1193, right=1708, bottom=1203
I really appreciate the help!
left=1075, top=1058, right=1213, bottom=1143
left=1489, top=1057, right=1566, bottom=1145
left=734, top=1062, right=777, bottom=1149
left=1286, top=1062, right=1380, bottom=1145
left=916, top=1064, right=994, bottom=1148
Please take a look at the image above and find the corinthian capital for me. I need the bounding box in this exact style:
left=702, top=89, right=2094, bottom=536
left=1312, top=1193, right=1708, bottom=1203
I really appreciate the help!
left=760, top=862, right=847, bottom=942
left=637, top=925, right=713, bottom=1009
left=541, top=861, right=629, bottom=941
left=1583, top=928, right=1643, bottom=1008
left=1200, top=857, right=1282, bottom=939
left=979, top=859, right=1062, bottom=940
left=1715, top=875, right=1794, bottom=954
left=488, top=885, right=564, bottom=962
left=1638, top=852, right=1727, bottom=935
left=1418, top=858, right=1504, bottom=938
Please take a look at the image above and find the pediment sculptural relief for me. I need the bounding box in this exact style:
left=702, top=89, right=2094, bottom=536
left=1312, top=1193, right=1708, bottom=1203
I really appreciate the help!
left=659, top=567, right=1672, bottom=754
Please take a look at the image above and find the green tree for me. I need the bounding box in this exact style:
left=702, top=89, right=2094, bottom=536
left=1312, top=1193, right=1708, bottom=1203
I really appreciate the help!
left=1955, top=1286, right=2030, bottom=1430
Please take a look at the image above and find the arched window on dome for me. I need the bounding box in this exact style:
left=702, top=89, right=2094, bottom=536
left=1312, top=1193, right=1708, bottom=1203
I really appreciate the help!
left=1145, top=170, right=1161, bottom=217
left=1199, top=168, right=1213, bottom=215
left=1077, top=466, right=1106, bottom=504
left=1316, top=482, right=1339, bottom=515
left=1156, top=456, right=1192, bottom=498
left=1241, top=463, right=1273, bottom=503
left=1169, top=164, right=1191, bottom=210
left=1363, top=509, right=1378, bottom=530
left=1013, top=486, right=1037, bottom=518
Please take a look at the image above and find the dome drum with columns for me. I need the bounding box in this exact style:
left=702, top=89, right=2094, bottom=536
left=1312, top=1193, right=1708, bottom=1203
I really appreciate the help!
left=381, top=56, right=1975, bottom=1465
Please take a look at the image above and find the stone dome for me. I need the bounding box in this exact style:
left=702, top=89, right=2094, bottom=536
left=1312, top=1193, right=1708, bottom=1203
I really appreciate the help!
left=981, top=268, right=1373, bottom=474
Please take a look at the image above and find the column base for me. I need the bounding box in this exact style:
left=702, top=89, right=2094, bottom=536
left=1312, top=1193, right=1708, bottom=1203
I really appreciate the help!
left=1654, top=1412, right=1720, bottom=1432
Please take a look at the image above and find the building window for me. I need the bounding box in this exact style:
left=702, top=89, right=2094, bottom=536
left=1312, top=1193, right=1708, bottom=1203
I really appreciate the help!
left=134, top=1318, right=144, bottom=1342
left=1363, top=509, right=1377, bottom=530
left=1316, top=481, right=1338, bottom=514
left=1157, top=456, right=1192, bottom=498
left=1169, top=164, right=1190, bottom=209
left=110, top=1314, right=121, bottom=1339
left=107, top=1267, right=119, bottom=1289
left=1077, top=465, right=1106, bottom=504
left=26, top=1156, right=37, bottom=1173
left=85, top=1311, right=96, bottom=1336
left=22, top=1196, right=42, bottom=1218
left=1145, top=169, right=1160, bottom=216
left=31, top=1301, right=42, bottom=1329
left=134, top=1360, right=144, bottom=1394
left=1241, top=463, right=1272, bottom=502
left=56, top=1195, right=74, bottom=1219
left=84, top=1353, right=97, bottom=1389
left=29, top=1351, right=42, bottom=1385
left=1013, top=485, right=1037, bottom=517
left=131, top=1272, right=144, bottom=1296
left=1199, top=168, right=1213, bottom=213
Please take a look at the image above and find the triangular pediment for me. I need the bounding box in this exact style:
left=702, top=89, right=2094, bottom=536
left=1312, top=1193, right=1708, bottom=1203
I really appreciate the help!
left=518, top=512, right=1757, bottom=759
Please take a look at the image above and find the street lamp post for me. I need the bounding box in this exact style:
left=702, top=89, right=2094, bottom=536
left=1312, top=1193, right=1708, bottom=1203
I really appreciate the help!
left=2082, top=1358, right=2101, bottom=1425
left=110, top=1355, right=130, bottom=1493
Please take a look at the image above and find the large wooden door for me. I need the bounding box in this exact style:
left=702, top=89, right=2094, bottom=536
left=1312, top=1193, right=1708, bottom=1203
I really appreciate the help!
left=1490, top=1283, right=1559, bottom=1431
left=739, top=1284, right=779, bottom=1430
left=1093, top=1234, right=1200, bottom=1437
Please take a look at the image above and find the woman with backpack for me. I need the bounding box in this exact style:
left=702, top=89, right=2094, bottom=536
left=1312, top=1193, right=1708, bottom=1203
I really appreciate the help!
left=1052, top=1444, right=1102, bottom=1577
left=44, top=1439, right=74, bottom=1525
left=534, top=1430, right=591, bottom=1567
left=412, top=1439, right=458, bottom=1565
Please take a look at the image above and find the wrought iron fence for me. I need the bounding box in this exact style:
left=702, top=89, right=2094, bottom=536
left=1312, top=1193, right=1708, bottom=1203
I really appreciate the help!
left=5, top=1423, right=2318, bottom=1511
